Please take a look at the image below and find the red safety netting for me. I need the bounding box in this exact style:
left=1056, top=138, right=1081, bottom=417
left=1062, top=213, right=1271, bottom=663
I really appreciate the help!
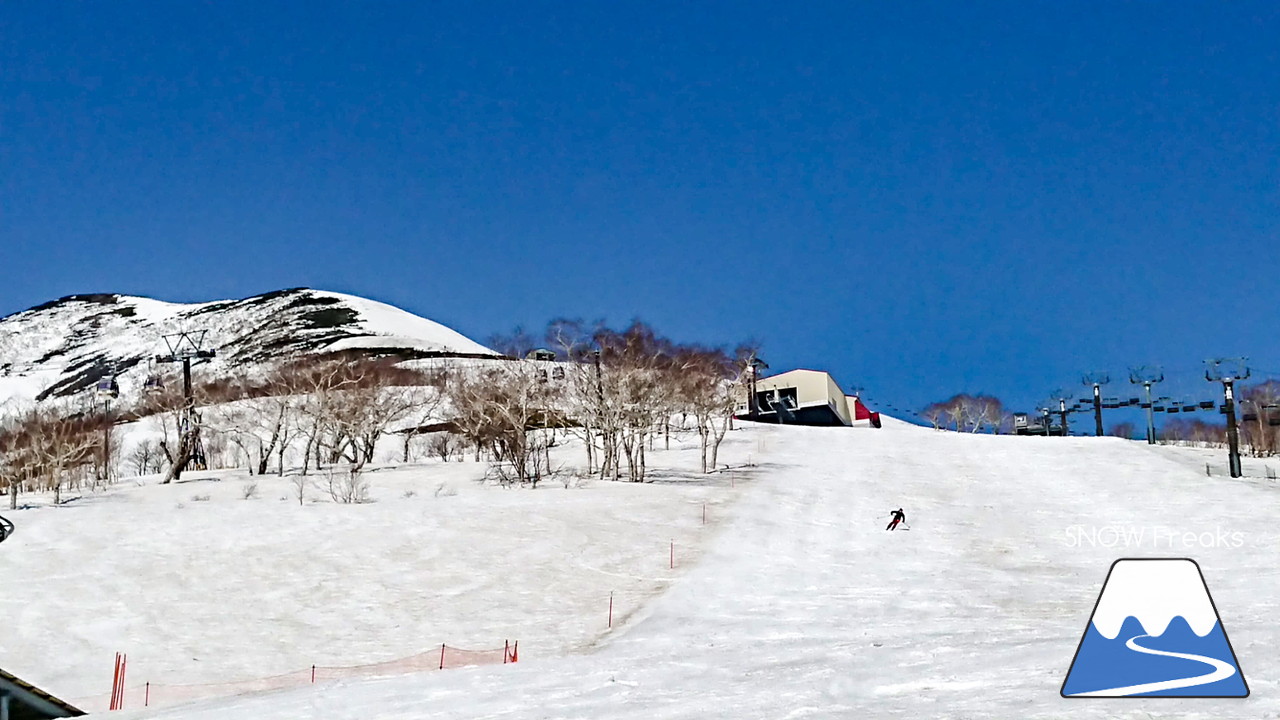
left=75, top=641, right=517, bottom=713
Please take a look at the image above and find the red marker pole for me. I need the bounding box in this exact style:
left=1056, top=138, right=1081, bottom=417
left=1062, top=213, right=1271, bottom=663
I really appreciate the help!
left=669, top=540, right=674, bottom=569
left=110, top=654, right=120, bottom=711
left=608, top=592, right=613, bottom=629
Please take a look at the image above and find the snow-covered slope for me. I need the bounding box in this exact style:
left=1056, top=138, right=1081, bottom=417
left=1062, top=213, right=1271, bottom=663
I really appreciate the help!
left=83, top=421, right=1280, bottom=719
left=3, top=419, right=1278, bottom=718
left=0, top=426, right=756, bottom=713
left=0, top=289, right=497, bottom=406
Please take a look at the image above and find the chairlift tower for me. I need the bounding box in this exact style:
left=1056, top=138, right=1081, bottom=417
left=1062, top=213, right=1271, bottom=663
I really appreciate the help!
left=95, top=365, right=121, bottom=483
left=1129, top=366, right=1165, bottom=445
left=1206, top=358, right=1249, bottom=479
left=1082, top=373, right=1110, bottom=437
left=1047, top=390, right=1074, bottom=436
left=155, top=331, right=217, bottom=481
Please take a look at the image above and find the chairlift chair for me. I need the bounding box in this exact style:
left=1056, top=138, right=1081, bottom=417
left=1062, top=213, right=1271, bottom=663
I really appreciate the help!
left=143, top=374, right=165, bottom=393
left=1243, top=411, right=1259, bottom=423
left=1199, top=400, right=1215, bottom=409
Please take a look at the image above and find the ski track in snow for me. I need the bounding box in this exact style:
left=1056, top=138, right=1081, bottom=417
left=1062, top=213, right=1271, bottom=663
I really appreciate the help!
left=1065, top=634, right=1236, bottom=697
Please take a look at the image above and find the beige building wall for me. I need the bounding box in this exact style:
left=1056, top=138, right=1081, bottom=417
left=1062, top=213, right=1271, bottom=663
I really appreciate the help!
left=826, top=375, right=854, bottom=424
left=751, top=369, right=852, bottom=426
left=737, top=368, right=875, bottom=428
left=755, top=369, right=830, bottom=405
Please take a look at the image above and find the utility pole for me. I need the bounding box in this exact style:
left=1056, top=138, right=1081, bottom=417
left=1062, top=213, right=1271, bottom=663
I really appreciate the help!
left=747, top=354, right=768, bottom=420
left=1083, top=373, right=1110, bottom=437
left=1206, top=358, right=1249, bottom=479
left=155, top=331, right=216, bottom=483
left=1129, top=366, right=1165, bottom=445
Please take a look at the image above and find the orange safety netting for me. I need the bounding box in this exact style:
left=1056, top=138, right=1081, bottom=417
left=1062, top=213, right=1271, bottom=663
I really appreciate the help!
left=76, top=641, right=517, bottom=713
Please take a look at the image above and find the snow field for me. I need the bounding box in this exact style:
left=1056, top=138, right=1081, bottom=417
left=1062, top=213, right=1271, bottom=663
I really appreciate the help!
left=115, top=418, right=1280, bottom=719
left=0, top=424, right=764, bottom=714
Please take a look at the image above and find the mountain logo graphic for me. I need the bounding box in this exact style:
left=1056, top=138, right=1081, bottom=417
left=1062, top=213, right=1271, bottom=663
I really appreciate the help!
left=1061, top=558, right=1248, bottom=698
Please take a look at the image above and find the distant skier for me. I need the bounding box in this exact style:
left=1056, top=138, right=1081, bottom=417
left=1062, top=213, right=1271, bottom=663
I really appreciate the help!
left=886, top=508, right=906, bottom=531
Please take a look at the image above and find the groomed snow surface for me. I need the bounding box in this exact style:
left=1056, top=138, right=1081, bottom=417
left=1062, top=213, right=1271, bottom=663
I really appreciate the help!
left=6, top=420, right=1280, bottom=718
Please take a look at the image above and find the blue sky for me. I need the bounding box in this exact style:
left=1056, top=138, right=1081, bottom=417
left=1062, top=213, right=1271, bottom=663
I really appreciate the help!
left=2, top=2, right=1278, bottom=418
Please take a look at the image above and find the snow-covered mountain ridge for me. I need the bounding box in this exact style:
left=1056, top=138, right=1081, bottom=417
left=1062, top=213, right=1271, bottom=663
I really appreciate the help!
left=0, top=288, right=497, bottom=406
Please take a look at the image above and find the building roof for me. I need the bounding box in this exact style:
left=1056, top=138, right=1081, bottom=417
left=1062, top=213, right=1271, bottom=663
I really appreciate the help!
left=0, top=667, right=85, bottom=719
left=762, top=368, right=831, bottom=380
